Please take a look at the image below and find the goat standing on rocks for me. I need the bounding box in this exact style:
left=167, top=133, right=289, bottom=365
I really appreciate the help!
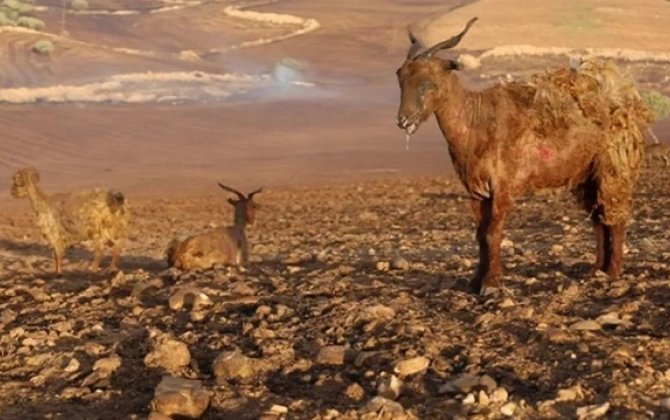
left=10, top=167, right=128, bottom=274
left=166, top=183, right=261, bottom=270
left=396, top=18, right=652, bottom=295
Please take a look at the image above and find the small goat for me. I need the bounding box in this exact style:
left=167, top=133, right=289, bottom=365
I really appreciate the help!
left=10, top=167, right=128, bottom=274
left=166, top=183, right=261, bottom=270
left=396, top=18, right=652, bottom=294
left=645, top=143, right=670, bottom=168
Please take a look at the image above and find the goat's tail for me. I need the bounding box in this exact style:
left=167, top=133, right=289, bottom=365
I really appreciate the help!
left=166, top=238, right=181, bottom=268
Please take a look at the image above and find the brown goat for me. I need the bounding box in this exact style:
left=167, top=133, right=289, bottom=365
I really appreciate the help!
left=10, top=167, right=128, bottom=274
left=396, top=18, right=652, bottom=295
left=166, top=183, right=261, bottom=270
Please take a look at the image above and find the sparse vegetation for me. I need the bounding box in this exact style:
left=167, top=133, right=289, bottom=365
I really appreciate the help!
left=0, top=0, right=44, bottom=30
left=641, top=89, right=670, bottom=121
left=16, top=15, right=43, bottom=29
left=32, top=39, right=54, bottom=55
left=70, top=0, right=88, bottom=11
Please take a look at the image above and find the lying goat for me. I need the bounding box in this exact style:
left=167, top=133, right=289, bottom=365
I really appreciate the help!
left=167, top=183, right=261, bottom=270
left=11, top=167, right=128, bottom=274
left=396, top=18, right=652, bottom=294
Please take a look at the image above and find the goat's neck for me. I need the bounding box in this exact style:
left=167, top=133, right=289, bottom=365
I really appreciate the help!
left=433, top=72, right=479, bottom=165
left=25, top=185, right=51, bottom=215
left=232, top=209, right=247, bottom=235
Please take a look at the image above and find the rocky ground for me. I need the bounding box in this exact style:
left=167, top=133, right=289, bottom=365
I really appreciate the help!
left=2, top=170, right=670, bottom=419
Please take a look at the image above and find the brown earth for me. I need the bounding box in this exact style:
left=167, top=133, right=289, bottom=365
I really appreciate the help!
left=1, top=170, right=670, bottom=419
left=2, top=0, right=670, bottom=418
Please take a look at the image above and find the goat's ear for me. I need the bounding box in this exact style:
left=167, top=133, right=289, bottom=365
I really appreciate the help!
left=443, top=59, right=463, bottom=71
left=228, top=198, right=237, bottom=206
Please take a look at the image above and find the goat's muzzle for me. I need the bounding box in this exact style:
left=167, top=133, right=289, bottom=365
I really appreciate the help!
left=397, top=115, right=419, bottom=135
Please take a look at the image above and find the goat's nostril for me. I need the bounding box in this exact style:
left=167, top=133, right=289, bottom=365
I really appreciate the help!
left=397, top=116, right=407, bottom=127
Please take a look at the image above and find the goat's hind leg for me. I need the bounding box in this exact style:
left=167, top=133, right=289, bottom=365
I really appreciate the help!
left=605, top=223, right=626, bottom=279
left=109, top=242, right=121, bottom=272
left=90, top=243, right=102, bottom=272
left=587, top=219, right=610, bottom=276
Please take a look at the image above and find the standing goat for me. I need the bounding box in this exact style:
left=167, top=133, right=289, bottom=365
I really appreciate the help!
left=166, top=183, right=261, bottom=270
left=396, top=18, right=652, bottom=295
left=10, top=167, right=128, bottom=274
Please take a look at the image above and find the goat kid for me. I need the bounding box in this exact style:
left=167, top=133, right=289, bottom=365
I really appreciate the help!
left=166, top=183, right=261, bottom=270
left=11, top=167, right=128, bottom=274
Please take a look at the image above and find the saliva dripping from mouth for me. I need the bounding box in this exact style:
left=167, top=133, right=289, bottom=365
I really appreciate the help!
left=405, top=131, right=411, bottom=151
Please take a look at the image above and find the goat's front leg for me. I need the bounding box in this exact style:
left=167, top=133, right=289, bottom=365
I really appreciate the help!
left=90, top=244, right=102, bottom=272
left=53, top=246, right=64, bottom=275
left=470, top=196, right=510, bottom=295
left=588, top=219, right=610, bottom=276
left=109, top=243, right=121, bottom=272
left=606, top=223, right=626, bottom=278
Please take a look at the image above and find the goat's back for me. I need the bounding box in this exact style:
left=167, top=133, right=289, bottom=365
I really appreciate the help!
left=167, top=227, right=240, bottom=270
left=51, top=189, right=128, bottom=242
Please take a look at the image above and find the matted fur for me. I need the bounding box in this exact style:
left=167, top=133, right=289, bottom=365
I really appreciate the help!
left=166, top=185, right=260, bottom=271
left=530, top=59, right=653, bottom=224
left=11, top=167, right=128, bottom=273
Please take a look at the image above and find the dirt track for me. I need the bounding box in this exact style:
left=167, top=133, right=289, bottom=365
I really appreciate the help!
left=2, top=170, right=670, bottom=419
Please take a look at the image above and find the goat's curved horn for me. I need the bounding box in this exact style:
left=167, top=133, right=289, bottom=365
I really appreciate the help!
left=217, top=182, right=245, bottom=200
left=247, top=188, right=263, bottom=199
left=406, top=29, right=422, bottom=59
left=418, top=17, right=478, bottom=59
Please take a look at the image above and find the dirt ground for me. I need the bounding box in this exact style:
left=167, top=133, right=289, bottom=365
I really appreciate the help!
left=1, top=169, right=670, bottom=419
left=2, top=0, right=670, bottom=418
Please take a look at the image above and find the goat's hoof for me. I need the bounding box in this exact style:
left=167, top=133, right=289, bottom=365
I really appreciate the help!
left=480, top=285, right=503, bottom=297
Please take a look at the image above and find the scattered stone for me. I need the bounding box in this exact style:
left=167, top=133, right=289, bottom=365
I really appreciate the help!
left=500, top=402, right=516, bottom=417
left=478, top=390, right=490, bottom=406
left=316, top=345, right=354, bottom=365
left=462, top=393, right=475, bottom=405
left=595, top=312, right=622, bottom=326
left=144, top=334, right=191, bottom=373
left=394, top=356, right=430, bottom=377
left=576, top=402, right=610, bottom=419
left=500, top=298, right=515, bottom=308
left=169, top=287, right=213, bottom=311
left=376, top=261, right=390, bottom=271
left=556, top=384, right=584, bottom=401
left=63, top=358, right=80, bottom=374
left=151, top=376, right=210, bottom=418
left=93, top=356, right=122, bottom=375
left=390, top=256, right=409, bottom=270
left=363, top=396, right=405, bottom=415
left=491, top=387, right=509, bottom=403
left=659, top=397, right=670, bottom=410
left=212, top=349, right=254, bottom=381
left=546, top=328, right=571, bottom=343
left=363, top=304, right=396, bottom=321
left=570, top=320, right=601, bottom=331
left=148, top=412, right=173, bottom=420
left=439, top=374, right=481, bottom=394
left=479, top=375, right=497, bottom=392
left=377, top=373, right=402, bottom=400
left=345, top=382, right=366, bottom=402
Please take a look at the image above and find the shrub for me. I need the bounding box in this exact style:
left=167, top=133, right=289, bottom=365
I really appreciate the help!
left=641, top=90, right=670, bottom=121
left=32, top=39, right=54, bottom=56
left=0, top=10, right=16, bottom=26
left=70, top=0, right=88, bottom=10
left=17, top=15, right=43, bottom=30
left=2, top=0, right=34, bottom=15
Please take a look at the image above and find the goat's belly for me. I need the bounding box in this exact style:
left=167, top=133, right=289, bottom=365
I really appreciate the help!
left=515, top=142, right=594, bottom=191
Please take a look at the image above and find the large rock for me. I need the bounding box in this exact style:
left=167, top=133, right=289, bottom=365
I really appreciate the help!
left=212, top=349, right=254, bottom=381
left=151, top=376, right=210, bottom=418
left=144, top=333, right=191, bottom=373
